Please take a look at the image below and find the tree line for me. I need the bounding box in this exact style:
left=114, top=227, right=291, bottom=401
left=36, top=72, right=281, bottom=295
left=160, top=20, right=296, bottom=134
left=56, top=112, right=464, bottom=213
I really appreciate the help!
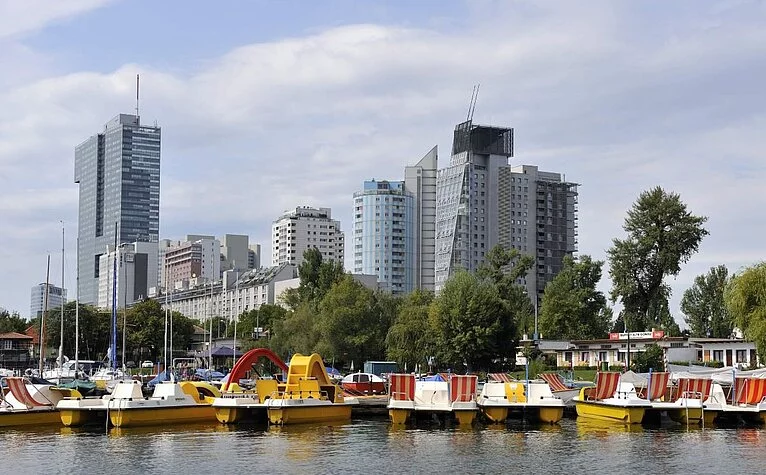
left=4, top=186, right=766, bottom=371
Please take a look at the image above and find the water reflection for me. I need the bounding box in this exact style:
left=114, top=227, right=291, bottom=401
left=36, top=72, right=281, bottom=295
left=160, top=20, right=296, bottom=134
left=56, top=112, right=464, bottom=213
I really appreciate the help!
left=576, top=419, right=644, bottom=438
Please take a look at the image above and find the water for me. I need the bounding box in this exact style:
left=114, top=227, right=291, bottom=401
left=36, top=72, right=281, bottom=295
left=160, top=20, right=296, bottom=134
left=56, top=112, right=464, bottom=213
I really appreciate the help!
left=2, top=417, right=766, bottom=474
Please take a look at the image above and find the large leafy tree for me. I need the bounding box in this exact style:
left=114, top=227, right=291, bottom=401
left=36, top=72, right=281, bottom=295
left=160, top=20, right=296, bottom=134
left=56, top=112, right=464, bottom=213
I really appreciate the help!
left=125, top=299, right=195, bottom=362
left=429, top=270, right=516, bottom=372
left=538, top=255, right=612, bottom=340
left=608, top=187, right=708, bottom=331
left=268, top=303, right=320, bottom=359
left=386, top=290, right=435, bottom=368
left=681, top=265, right=733, bottom=338
left=476, top=244, right=535, bottom=338
left=724, top=263, right=766, bottom=361
left=282, top=248, right=345, bottom=309
left=315, top=275, right=387, bottom=366
left=0, top=308, right=27, bottom=333
left=36, top=302, right=111, bottom=361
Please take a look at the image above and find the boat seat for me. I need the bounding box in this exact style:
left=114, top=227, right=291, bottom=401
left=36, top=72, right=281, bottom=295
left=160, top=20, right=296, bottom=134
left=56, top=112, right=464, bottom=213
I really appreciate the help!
left=256, top=379, right=279, bottom=403
left=6, top=377, right=51, bottom=408
left=298, top=379, right=322, bottom=399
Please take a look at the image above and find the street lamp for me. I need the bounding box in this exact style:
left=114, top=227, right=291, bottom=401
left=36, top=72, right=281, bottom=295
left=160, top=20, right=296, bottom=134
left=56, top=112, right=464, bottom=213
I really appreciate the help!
left=523, top=289, right=539, bottom=341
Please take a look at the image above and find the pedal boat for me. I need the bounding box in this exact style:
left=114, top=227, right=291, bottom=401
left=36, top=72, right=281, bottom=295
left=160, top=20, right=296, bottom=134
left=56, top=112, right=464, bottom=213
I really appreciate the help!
left=574, top=372, right=651, bottom=424
left=388, top=373, right=478, bottom=426
left=0, top=376, right=79, bottom=427
left=477, top=376, right=564, bottom=424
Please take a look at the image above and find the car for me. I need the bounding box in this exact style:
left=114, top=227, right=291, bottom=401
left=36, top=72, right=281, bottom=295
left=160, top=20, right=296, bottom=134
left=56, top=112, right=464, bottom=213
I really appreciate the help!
left=141, top=360, right=154, bottom=368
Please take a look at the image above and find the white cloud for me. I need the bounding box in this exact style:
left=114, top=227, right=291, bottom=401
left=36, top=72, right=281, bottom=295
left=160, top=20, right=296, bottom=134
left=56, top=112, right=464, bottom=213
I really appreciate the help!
left=0, top=0, right=113, bottom=39
left=1, top=1, right=765, bottom=322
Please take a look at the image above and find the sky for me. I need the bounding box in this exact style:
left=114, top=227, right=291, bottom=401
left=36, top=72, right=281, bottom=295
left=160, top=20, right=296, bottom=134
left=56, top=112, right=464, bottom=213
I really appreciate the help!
left=0, top=0, right=764, bottom=324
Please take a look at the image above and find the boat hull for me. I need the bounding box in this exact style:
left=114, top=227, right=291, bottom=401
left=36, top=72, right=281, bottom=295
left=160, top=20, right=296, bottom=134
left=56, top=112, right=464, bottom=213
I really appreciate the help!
left=215, top=407, right=242, bottom=424
left=667, top=407, right=705, bottom=425
left=268, top=404, right=352, bottom=425
left=575, top=400, right=646, bottom=424
left=0, top=409, right=60, bottom=427
left=109, top=405, right=216, bottom=428
left=389, top=408, right=411, bottom=425
left=59, top=408, right=106, bottom=427
left=481, top=406, right=508, bottom=423
left=537, top=406, right=565, bottom=424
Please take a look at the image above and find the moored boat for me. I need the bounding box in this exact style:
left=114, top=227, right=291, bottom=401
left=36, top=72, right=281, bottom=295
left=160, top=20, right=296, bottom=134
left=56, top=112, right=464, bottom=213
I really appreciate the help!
left=341, top=372, right=387, bottom=395
left=477, top=375, right=564, bottom=424
left=264, top=353, right=355, bottom=425
left=58, top=379, right=220, bottom=428
left=388, top=373, right=478, bottom=426
left=0, top=376, right=79, bottom=427
left=539, top=373, right=584, bottom=406
left=573, top=372, right=651, bottom=424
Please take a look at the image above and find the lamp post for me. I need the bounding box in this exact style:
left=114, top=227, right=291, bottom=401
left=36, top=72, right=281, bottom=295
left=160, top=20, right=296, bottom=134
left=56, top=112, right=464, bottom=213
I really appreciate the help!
left=533, top=294, right=539, bottom=342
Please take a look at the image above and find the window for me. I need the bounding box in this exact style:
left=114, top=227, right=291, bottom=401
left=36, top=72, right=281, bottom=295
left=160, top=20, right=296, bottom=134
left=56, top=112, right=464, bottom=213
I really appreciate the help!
left=564, top=351, right=572, bottom=362
left=2, top=340, right=12, bottom=350
left=713, top=350, right=724, bottom=362
left=736, top=349, right=747, bottom=363
left=580, top=352, right=589, bottom=363
left=599, top=351, right=608, bottom=362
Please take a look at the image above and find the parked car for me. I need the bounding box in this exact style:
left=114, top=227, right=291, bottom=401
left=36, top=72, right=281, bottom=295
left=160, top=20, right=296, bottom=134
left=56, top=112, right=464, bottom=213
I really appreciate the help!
left=141, top=361, right=154, bottom=368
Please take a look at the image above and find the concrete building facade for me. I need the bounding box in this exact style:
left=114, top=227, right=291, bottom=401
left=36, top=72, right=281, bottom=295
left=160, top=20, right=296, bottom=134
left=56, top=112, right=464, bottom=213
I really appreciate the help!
left=434, top=121, right=578, bottom=306
left=30, top=283, right=67, bottom=318
left=163, top=236, right=221, bottom=290
left=353, top=180, right=415, bottom=294
left=97, top=241, right=159, bottom=309
left=271, top=207, right=344, bottom=267
left=404, top=146, right=438, bottom=291
left=74, top=113, right=161, bottom=305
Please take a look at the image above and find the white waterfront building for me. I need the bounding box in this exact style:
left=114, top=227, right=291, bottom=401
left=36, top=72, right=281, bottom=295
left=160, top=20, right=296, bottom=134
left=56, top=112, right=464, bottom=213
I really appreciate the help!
left=271, top=206, right=344, bottom=267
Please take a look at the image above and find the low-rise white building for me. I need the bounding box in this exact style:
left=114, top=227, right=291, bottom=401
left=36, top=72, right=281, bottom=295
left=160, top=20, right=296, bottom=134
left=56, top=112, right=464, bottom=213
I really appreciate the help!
left=536, top=331, right=759, bottom=370
left=161, top=264, right=298, bottom=320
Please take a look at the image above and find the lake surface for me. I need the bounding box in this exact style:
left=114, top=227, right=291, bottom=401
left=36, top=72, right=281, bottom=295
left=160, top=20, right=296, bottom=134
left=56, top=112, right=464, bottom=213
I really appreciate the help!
left=3, top=416, right=766, bottom=474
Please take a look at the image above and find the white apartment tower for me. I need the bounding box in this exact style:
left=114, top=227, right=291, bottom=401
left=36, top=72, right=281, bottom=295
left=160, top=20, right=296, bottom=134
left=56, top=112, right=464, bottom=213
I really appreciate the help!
left=272, top=207, right=344, bottom=267
left=404, top=146, right=438, bottom=291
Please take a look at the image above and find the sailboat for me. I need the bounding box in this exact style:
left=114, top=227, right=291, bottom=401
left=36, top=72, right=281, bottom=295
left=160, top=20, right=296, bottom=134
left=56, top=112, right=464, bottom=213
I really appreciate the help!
left=43, top=223, right=73, bottom=385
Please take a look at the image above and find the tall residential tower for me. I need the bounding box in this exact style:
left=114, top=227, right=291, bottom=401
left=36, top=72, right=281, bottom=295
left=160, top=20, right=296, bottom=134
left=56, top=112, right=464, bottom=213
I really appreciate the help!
left=435, top=120, right=578, bottom=305
left=74, top=114, right=161, bottom=305
left=353, top=180, right=415, bottom=294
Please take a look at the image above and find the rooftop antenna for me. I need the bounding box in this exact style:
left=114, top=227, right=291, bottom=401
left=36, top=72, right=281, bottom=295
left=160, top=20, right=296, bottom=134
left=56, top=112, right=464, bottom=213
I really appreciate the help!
left=135, top=74, right=140, bottom=122
left=466, top=84, right=480, bottom=122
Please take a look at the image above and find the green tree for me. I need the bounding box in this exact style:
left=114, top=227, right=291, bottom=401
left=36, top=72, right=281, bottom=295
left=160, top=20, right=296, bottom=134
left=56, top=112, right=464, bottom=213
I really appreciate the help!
left=235, top=304, right=288, bottom=340
left=631, top=343, right=664, bottom=372
left=315, top=275, right=387, bottom=366
left=538, top=255, right=612, bottom=340
left=476, top=244, right=535, bottom=339
left=0, top=308, right=28, bottom=333
left=38, top=302, right=111, bottom=361
left=281, top=248, right=345, bottom=309
left=608, top=187, right=708, bottom=331
left=429, top=270, right=516, bottom=371
left=724, top=263, right=766, bottom=361
left=681, top=265, right=733, bottom=338
left=124, top=299, right=195, bottom=362
left=386, top=290, right=435, bottom=368
left=268, top=303, right=320, bottom=359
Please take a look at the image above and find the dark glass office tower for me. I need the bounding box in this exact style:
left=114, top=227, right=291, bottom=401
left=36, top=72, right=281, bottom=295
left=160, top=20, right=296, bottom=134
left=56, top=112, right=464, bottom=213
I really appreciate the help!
left=74, top=114, right=161, bottom=305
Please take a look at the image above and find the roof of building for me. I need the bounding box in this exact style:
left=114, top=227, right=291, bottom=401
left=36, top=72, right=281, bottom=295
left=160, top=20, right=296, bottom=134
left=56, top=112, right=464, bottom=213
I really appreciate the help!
left=0, top=332, right=33, bottom=340
left=236, top=263, right=294, bottom=287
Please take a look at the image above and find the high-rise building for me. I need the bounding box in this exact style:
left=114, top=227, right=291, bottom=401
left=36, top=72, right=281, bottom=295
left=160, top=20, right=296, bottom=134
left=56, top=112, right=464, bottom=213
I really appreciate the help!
left=434, top=120, right=578, bottom=307
left=502, top=165, right=578, bottom=299
left=248, top=244, right=262, bottom=270
left=353, top=180, right=415, bottom=294
left=271, top=207, right=344, bottom=267
left=29, top=283, right=67, bottom=318
left=435, top=121, right=514, bottom=291
left=97, top=241, right=159, bottom=309
left=74, top=114, right=161, bottom=305
left=405, top=146, right=438, bottom=291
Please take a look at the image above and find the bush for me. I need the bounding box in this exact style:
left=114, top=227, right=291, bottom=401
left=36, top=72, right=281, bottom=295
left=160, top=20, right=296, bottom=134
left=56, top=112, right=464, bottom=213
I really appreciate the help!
left=609, top=365, right=625, bottom=371
left=690, top=360, right=724, bottom=368
left=668, top=361, right=690, bottom=366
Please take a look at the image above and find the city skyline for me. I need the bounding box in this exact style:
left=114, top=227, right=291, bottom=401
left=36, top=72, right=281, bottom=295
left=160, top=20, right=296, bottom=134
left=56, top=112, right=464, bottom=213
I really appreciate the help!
left=1, top=1, right=764, bottom=323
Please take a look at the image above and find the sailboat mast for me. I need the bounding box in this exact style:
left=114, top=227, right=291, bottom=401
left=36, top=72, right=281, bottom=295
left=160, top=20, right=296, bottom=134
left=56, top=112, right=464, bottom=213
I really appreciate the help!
left=58, top=221, right=64, bottom=369
left=122, top=250, right=127, bottom=371
left=75, top=237, right=80, bottom=378
left=111, top=222, right=118, bottom=370
left=39, top=254, right=50, bottom=374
